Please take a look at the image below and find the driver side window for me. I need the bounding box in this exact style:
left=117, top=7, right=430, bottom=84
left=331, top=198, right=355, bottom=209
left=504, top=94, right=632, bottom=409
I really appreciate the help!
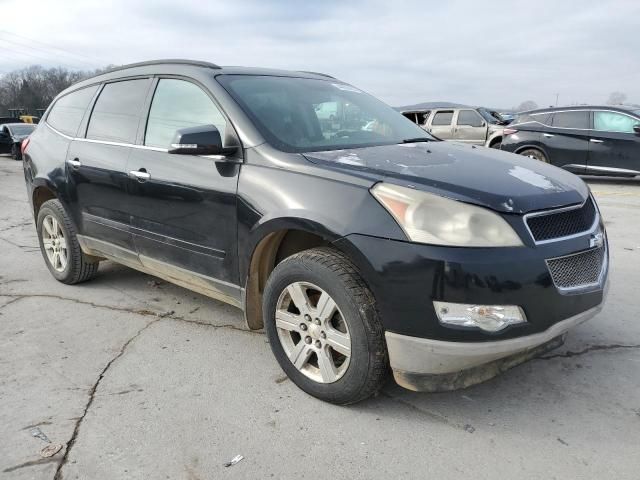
left=145, top=79, right=227, bottom=149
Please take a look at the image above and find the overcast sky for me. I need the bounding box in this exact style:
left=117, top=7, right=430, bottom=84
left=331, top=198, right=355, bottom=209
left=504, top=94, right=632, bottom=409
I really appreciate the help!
left=1, top=0, right=638, bottom=108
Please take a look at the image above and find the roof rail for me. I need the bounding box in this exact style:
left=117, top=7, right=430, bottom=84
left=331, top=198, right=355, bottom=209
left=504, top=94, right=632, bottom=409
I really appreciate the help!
left=102, top=59, right=222, bottom=75
left=298, top=70, right=336, bottom=79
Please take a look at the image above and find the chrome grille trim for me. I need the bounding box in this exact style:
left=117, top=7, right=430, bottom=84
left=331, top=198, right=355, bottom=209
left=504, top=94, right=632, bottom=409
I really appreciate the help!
left=523, top=196, right=599, bottom=244
left=545, top=245, right=608, bottom=293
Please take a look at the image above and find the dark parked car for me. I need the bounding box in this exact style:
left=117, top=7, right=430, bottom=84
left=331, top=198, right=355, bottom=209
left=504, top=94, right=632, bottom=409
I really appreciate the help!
left=0, top=123, right=36, bottom=159
left=501, top=106, right=640, bottom=177
left=23, top=60, right=608, bottom=404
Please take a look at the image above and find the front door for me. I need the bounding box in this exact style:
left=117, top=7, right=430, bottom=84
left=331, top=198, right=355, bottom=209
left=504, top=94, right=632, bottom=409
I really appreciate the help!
left=126, top=78, right=241, bottom=299
left=587, top=110, right=640, bottom=175
left=67, top=79, right=152, bottom=257
left=453, top=109, right=487, bottom=144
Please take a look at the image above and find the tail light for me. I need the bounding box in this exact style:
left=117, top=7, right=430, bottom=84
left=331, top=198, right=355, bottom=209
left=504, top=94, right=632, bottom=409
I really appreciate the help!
left=503, top=128, right=518, bottom=136
left=21, top=136, right=31, bottom=156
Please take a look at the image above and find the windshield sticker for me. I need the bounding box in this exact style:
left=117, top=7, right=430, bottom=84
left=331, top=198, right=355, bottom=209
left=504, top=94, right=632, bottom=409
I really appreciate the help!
left=332, top=83, right=363, bottom=93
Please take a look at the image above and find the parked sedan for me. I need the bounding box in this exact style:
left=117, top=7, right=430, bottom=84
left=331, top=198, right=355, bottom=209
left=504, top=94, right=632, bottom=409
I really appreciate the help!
left=23, top=60, right=608, bottom=404
left=501, top=106, right=640, bottom=177
left=0, top=123, right=36, bottom=159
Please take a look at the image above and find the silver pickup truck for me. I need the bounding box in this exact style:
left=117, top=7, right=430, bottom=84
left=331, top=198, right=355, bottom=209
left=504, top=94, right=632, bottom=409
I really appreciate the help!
left=401, top=107, right=506, bottom=148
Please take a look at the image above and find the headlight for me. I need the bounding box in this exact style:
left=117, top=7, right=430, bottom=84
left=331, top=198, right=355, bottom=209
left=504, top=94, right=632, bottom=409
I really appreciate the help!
left=371, top=183, right=522, bottom=247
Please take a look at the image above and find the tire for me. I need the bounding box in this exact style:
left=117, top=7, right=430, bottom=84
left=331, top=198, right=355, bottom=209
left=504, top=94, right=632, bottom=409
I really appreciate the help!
left=520, top=148, right=548, bottom=163
left=490, top=140, right=502, bottom=149
left=263, top=247, right=388, bottom=405
left=36, top=199, right=100, bottom=284
left=11, top=144, right=21, bottom=160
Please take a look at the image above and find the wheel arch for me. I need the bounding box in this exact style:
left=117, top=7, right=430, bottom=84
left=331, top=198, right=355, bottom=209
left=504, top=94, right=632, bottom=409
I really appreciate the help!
left=32, top=182, right=59, bottom=217
left=489, top=136, right=503, bottom=148
left=243, top=217, right=349, bottom=330
left=514, top=144, right=549, bottom=157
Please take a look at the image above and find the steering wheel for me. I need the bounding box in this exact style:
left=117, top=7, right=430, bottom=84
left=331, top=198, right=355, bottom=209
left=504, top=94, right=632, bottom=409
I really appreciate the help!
left=333, top=130, right=353, bottom=139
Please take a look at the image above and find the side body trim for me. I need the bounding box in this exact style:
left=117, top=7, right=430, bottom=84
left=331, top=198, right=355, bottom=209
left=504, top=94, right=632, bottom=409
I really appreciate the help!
left=77, top=235, right=243, bottom=309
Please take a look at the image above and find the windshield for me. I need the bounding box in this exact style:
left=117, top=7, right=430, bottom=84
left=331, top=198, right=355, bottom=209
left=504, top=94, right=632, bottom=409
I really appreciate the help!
left=477, top=108, right=504, bottom=125
left=218, top=75, right=434, bottom=153
left=8, top=124, right=35, bottom=135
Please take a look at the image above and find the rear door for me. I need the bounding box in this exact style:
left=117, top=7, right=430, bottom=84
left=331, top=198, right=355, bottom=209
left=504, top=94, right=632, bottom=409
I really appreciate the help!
left=126, top=77, right=241, bottom=292
left=428, top=110, right=454, bottom=139
left=454, top=109, right=487, bottom=144
left=587, top=110, right=640, bottom=175
left=544, top=110, right=590, bottom=171
left=67, top=78, right=152, bottom=256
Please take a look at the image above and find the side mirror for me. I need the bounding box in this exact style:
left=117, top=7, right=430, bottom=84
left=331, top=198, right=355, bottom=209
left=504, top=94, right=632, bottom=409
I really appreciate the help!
left=634, top=125, right=640, bottom=135
left=168, top=125, right=237, bottom=156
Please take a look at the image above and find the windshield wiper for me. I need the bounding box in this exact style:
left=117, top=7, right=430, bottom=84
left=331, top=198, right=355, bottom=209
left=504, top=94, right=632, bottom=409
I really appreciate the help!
left=401, top=137, right=433, bottom=144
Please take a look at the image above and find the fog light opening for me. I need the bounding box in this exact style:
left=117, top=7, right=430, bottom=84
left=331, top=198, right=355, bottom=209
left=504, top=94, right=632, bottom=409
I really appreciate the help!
left=434, top=301, right=527, bottom=332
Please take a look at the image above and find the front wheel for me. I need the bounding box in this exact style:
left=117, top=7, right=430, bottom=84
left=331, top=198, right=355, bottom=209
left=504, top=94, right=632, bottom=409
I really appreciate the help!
left=520, top=148, right=548, bottom=163
left=263, top=247, right=388, bottom=404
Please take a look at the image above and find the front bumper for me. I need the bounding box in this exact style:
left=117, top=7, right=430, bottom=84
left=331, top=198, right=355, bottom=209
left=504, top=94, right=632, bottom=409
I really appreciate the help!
left=386, top=301, right=604, bottom=392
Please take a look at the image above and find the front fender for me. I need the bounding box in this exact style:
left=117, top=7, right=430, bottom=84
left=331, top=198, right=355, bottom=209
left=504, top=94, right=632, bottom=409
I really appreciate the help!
left=236, top=163, right=406, bottom=284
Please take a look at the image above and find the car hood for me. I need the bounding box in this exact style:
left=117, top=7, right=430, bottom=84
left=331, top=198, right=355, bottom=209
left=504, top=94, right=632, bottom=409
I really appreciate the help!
left=303, top=141, right=588, bottom=214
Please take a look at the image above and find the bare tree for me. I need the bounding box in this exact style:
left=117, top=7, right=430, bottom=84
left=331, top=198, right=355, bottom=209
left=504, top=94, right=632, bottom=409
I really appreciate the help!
left=0, top=65, right=112, bottom=116
left=516, top=100, right=538, bottom=112
left=607, top=91, right=627, bottom=105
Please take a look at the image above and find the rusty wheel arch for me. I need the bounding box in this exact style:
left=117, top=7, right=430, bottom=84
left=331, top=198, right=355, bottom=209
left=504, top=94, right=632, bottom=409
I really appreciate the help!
left=243, top=230, right=331, bottom=330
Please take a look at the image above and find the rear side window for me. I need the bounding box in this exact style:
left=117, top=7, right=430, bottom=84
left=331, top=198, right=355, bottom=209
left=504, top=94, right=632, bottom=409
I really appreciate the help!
left=432, top=111, right=453, bottom=126
left=86, top=79, right=150, bottom=144
left=551, top=111, right=589, bottom=129
left=457, top=110, right=483, bottom=127
left=594, top=111, right=640, bottom=133
left=47, top=85, right=98, bottom=136
left=145, top=79, right=227, bottom=149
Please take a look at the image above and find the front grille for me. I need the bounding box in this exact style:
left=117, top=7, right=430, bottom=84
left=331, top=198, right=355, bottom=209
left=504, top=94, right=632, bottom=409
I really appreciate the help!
left=527, top=197, right=597, bottom=242
left=546, top=246, right=606, bottom=291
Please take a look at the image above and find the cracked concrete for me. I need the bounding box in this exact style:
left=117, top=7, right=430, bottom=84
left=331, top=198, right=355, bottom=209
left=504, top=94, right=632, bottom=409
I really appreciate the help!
left=1, top=159, right=639, bottom=479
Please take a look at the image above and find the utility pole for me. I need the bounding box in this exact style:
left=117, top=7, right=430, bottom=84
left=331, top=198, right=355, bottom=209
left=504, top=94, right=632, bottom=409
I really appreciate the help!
left=555, top=93, right=559, bottom=106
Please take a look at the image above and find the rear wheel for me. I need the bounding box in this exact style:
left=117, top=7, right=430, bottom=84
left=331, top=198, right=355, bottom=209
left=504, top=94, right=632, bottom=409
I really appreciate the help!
left=490, top=140, right=502, bottom=149
left=520, top=148, right=548, bottom=163
left=37, top=199, right=100, bottom=284
left=263, top=247, right=388, bottom=404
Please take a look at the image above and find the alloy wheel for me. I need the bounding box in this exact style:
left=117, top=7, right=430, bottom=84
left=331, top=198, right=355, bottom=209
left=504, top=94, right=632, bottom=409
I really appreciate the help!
left=275, top=282, right=351, bottom=383
left=41, top=215, right=68, bottom=272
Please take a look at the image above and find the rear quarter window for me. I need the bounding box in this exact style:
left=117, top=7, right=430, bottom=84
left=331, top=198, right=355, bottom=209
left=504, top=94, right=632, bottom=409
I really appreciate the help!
left=46, top=85, right=99, bottom=136
left=551, top=111, right=589, bottom=129
left=86, top=79, right=150, bottom=144
left=432, top=111, right=453, bottom=126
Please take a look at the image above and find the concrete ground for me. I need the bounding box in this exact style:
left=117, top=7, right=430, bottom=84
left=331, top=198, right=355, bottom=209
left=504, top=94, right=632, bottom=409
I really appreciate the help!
left=1, top=156, right=639, bottom=480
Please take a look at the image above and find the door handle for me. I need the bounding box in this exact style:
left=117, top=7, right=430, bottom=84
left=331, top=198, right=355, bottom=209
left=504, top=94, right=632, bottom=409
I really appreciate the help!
left=67, top=158, right=81, bottom=169
left=543, top=133, right=554, bottom=138
left=129, top=169, right=151, bottom=182
left=590, top=139, right=604, bottom=143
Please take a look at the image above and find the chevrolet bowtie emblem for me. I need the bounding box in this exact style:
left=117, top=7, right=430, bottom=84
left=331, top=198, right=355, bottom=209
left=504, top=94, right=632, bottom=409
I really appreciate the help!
left=590, top=231, right=604, bottom=249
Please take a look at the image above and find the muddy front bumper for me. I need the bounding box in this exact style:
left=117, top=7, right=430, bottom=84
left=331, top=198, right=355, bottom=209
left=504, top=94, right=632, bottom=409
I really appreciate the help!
left=386, top=303, right=604, bottom=392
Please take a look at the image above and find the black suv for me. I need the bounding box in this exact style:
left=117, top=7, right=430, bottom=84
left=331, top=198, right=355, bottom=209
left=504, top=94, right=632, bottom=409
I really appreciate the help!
left=501, top=105, right=640, bottom=177
left=23, top=60, right=608, bottom=404
left=0, top=122, right=36, bottom=159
